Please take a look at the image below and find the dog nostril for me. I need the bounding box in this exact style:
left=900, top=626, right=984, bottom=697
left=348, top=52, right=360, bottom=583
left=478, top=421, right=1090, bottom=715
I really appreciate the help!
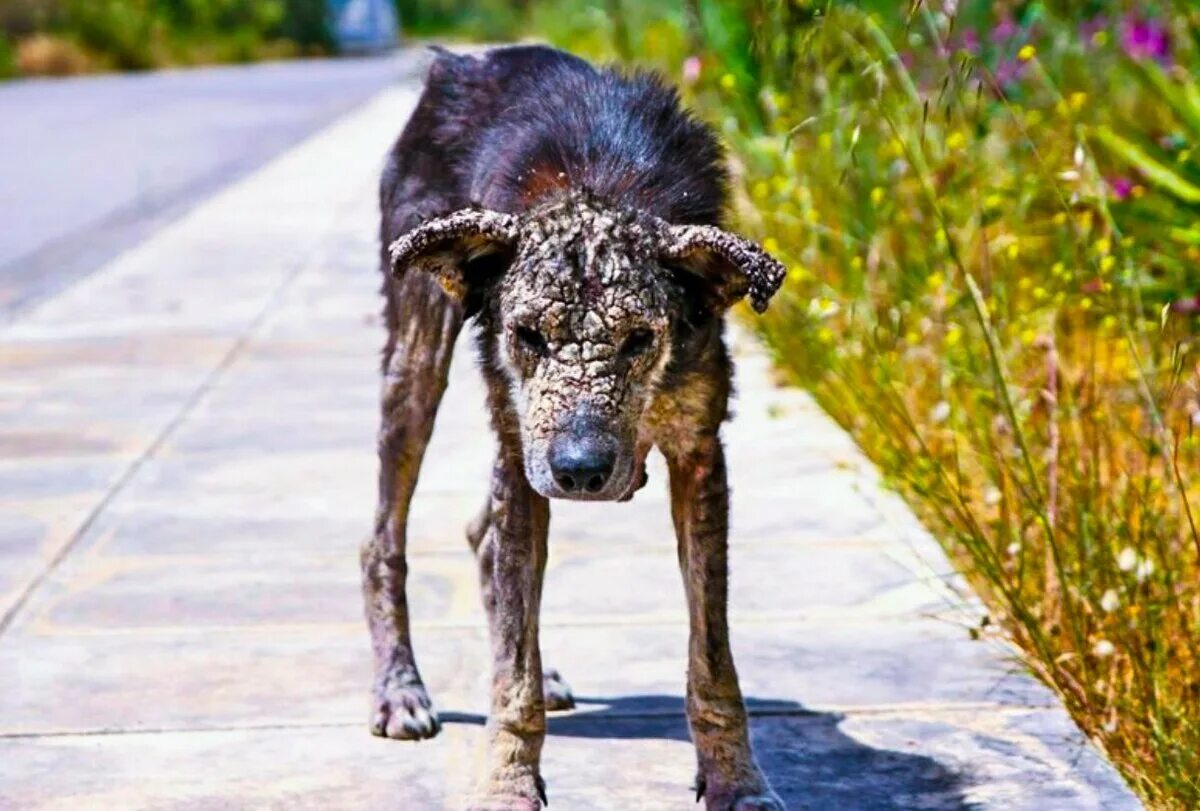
left=549, top=434, right=617, bottom=495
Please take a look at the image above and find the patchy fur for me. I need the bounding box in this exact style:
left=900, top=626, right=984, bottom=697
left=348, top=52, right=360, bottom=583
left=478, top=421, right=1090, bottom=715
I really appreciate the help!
left=362, top=45, right=786, bottom=810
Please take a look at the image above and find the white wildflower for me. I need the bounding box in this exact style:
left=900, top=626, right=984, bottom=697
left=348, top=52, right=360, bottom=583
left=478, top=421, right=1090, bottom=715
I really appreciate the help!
left=808, top=297, right=840, bottom=319
left=1099, top=589, right=1120, bottom=613
left=1006, top=541, right=1021, bottom=557
left=1136, top=558, right=1155, bottom=582
left=983, top=486, right=1002, bottom=506
left=1093, top=639, right=1115, bottom=658
left=930, top=401, right=951, bottom=424
left=1117, top=547, right=1138, bottom=572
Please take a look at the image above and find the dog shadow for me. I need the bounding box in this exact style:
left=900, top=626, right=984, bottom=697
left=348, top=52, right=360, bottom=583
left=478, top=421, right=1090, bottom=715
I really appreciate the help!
left=443, top=694, right=971, bottom=810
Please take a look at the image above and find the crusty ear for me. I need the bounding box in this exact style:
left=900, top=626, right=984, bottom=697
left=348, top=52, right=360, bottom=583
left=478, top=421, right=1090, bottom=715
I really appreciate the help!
left=657, top=223, right=786, bottom=313
left=389, top=208, right=519, bottom=300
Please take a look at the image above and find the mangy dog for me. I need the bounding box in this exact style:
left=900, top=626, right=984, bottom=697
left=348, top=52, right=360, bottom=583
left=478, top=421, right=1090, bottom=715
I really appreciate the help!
left=362, top=45, right=787, bottom=810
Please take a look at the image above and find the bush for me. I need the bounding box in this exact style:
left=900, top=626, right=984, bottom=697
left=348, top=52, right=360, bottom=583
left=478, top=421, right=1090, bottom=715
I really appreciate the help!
left=0, top=35, right=18, bottom=79
left=1, top=0, right=336, bottom=77
left=277, top=0, right=333, bottom=53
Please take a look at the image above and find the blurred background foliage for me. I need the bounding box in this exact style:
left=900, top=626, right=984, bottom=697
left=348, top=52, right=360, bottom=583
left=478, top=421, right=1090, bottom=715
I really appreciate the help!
left=395, top=0, right=1200, bottom=807
left=0, top=0, right=333, bottom=75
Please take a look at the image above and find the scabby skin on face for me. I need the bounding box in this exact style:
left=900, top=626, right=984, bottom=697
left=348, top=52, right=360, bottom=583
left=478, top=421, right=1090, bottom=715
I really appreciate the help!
left=492, top=195, right=677, bottom=501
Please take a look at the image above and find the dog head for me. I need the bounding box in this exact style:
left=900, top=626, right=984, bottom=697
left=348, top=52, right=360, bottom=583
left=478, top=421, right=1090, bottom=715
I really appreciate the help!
left=390, top=192, right=785, bottom=501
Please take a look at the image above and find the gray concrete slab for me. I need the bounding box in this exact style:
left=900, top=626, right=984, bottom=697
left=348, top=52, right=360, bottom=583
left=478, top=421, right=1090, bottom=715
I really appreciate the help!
left=0, top=67, right=1139, bottom=809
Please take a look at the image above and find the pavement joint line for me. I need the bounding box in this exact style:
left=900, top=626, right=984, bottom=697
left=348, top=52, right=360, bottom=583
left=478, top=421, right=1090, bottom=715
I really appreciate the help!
left=0, top=702, right=1056, bottom=741
left=16, top=610, right=1002, bottom=638
left=0, top=207, right=355, bottom=640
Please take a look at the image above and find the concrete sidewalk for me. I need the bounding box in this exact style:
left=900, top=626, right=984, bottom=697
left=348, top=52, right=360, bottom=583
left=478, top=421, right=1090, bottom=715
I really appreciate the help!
left=0, top=74, right=1139, bottom=809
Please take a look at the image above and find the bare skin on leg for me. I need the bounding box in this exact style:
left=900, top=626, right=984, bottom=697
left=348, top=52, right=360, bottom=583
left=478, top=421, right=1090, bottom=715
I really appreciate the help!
left=469, top=454, right=551, bottom=810
left=361, top=272, right=462, bottom=741
left=665, top=428, right=783, bottom=811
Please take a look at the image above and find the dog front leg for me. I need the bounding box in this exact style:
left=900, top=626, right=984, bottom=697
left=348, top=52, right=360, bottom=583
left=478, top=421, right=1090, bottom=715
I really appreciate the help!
left=666, top=436, right=782, bottom=811
left=361, top=279, right=462, bottom=741
left=470, top=456, right=550, bottom=811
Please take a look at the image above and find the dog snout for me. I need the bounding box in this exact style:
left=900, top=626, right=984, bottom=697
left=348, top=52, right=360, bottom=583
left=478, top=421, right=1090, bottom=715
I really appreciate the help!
left=548, top=434, right=617, bottom=495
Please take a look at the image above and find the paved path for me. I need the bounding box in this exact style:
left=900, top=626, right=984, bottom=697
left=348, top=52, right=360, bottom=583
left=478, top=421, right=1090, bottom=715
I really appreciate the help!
left=0, top=65, right=1139, bottom=809
left=0, top=54, right=414, bottom=319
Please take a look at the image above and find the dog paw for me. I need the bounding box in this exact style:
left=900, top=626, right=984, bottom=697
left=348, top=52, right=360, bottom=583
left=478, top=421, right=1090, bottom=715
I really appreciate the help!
left=695, top=773, right=784, bottom=811
left=468, top=774, right=546, bottom=810
left=370, top=677, right=440, bottom=740
left=466, top=794, right=542, bottom=811
left=543, top=668, right=575, bottom=711
left=731, top=794, right=785, bottom=811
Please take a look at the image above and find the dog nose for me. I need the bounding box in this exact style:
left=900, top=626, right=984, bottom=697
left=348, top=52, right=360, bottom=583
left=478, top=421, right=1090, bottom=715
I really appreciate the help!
left=549, top=436, right=616, bottom=494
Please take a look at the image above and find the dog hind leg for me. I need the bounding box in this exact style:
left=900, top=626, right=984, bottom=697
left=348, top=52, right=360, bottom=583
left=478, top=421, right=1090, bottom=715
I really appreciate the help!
left=361, top=271, right=462, bottom=741
left=468, top=484, right=575, bottom=713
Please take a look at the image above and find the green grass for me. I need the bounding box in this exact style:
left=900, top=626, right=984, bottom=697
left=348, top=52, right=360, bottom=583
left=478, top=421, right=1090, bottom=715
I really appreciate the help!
left=442, top=1, right=1200, bottom=806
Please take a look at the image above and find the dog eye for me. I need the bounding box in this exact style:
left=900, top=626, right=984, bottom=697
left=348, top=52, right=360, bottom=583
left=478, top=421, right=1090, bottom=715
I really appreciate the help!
left=515, top=325, right=549, bottom=357
left=619, top=328, right=655, bottom=359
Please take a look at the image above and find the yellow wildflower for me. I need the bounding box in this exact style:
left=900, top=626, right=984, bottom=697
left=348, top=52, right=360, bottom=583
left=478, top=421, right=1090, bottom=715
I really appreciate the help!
left=1018, top=44, right=1036, bottom=62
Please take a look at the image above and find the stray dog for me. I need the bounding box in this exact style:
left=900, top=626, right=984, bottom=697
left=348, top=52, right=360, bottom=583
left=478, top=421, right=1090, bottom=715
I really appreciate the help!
left=362, top=45, right=786, bottom=810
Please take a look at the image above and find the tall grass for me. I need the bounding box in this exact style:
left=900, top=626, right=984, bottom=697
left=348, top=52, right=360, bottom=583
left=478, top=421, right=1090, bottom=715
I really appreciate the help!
left=445, top=0, right=1200, bottom=806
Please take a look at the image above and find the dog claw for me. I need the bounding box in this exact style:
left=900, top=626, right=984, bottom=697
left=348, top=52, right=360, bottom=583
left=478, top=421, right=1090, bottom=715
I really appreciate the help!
left=535, top=775, right=548, bottom=806
left=695, top=774, right=706, bottom=802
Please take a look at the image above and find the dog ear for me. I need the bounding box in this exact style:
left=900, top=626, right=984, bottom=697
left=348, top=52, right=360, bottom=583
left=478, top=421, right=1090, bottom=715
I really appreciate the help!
left=389, top=208, right=519, bottom=301
left=657, top=224, right=786, bottom=313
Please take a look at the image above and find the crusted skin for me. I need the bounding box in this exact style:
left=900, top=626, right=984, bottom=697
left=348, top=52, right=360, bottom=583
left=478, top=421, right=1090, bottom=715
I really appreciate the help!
left=363, top=45, right=784, bottom=809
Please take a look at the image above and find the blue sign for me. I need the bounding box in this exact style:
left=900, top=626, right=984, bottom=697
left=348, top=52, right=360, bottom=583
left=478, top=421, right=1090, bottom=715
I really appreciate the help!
left=328, top=0, right=399, bottom=53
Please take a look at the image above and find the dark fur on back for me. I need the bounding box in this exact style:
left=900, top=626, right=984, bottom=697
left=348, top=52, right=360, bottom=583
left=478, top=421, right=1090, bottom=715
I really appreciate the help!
left=382, top=45, right=727, bottom=241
